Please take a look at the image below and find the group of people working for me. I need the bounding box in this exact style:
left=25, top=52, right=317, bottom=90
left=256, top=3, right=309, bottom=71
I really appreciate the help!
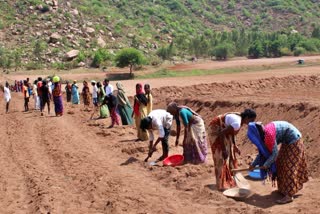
left=139, top=102, right=308, bottom=204
left=1, top=78, right=308, bottom=205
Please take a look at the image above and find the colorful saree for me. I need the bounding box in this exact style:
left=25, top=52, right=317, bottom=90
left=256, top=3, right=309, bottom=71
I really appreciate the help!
left=52, top=83, right=63, bottom=116
left=208, top=113, right=240, bottom=190
left=116, top=82, right=133, bottom=125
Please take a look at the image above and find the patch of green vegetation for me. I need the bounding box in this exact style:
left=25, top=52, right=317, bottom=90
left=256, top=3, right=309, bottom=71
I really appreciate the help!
left=136, top=61, right=320, bottom=79
left=2, top=0, right=320, bottom=71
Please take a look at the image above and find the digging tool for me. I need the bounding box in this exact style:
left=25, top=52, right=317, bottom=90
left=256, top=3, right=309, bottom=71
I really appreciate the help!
left=144, top=140, right=161, bottom=162
left=231, top=166, right=263, bottom=173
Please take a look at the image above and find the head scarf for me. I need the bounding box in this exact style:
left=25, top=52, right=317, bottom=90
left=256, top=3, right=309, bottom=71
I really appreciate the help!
left=116, top=82, right=128, bottom=106
left=247, top=122, right=277, bottom=180
left=116, top=82, right=124, bottom=92
left=133, top=83, right=148, bottom=116
left=264, top=122, right=276, bottom=153
left=136, top=83, right=144, bottom=95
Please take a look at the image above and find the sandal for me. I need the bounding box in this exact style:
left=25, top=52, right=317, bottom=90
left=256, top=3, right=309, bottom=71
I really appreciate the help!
left=276, top=196, right=293, bottom=204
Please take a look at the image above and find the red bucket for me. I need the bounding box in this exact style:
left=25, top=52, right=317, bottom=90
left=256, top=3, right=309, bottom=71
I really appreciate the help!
left=163, top=155, right=184, bottom=167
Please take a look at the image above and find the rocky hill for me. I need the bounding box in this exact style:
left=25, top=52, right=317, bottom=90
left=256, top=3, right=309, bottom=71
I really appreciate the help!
left=1, top=0, right=320, bottom=70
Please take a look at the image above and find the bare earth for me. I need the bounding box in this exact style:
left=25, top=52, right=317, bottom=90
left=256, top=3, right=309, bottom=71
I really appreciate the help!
left=1, top=57, right=320, bottom=214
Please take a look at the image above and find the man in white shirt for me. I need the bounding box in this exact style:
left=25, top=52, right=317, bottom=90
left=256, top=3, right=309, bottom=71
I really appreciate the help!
left=104, top=78, right=113, bottom=95
left=3, top=82, right=11, bottom=113
left=140, top=109, right=173, bottom=161
left=91, top=80, right=98, bottom=106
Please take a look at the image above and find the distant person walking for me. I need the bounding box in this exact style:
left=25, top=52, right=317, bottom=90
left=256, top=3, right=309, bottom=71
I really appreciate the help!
left=132, top=83, right=149, bottom=141
left=23, top=80, right=30, bottom=112
left=71, top=80, right=80, bottom=104
left=116, top=82, right=133, bottom=125
left=3, top=82, right=11, bottom=113
left=105, top=94, right=121, bottom=128
left=65, top=81, right=72, bottom=102
left=40, top=81, right=51, bottom=116
left=97, top=82, right=109, bottom=118
left=52, top=76, right=63, bottom=116
left=33, top=80, right=40, bottom=110
left=104, top=78, right=113, bottom=96
left=91, top=80, right=98, bottom=107
left=144, top=84, right=153, bottom=115
left=82, top=80, right=90, bottom=111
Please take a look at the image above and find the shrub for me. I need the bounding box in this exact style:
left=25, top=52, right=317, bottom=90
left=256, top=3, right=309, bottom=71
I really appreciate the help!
left=91, top=49, right=112, bottom=68
left=280, top=47, right=292, bottom=56
left=248, top=41, right=264, bottom=58
left=293, top=47, right=305, bottom=56
left=40, top=5, right=50, bottom=13
left=212, top=43, right=235, bottom=60
left=76, top=51, right=86, bottom=63
left=52, top=62, right=66, bottom=70
left=25, top=62, right=43, bottom=70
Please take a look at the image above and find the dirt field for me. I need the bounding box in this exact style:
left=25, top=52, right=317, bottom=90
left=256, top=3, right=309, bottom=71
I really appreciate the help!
left=0, top=57, right=320, bottom=214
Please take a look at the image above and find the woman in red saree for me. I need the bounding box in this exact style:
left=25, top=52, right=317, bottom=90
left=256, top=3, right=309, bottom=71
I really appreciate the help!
left=132, top=83, right=148, bottom=141
left=208, top=109, right=256, bottom=191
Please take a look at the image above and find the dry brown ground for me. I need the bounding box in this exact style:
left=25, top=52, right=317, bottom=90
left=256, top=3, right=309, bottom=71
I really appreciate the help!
left=0, top=57, right=320, bottom=214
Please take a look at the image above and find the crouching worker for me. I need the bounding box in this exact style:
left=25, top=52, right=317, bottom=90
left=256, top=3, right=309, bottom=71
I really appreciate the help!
left=140, top=109, right=173, bottom=162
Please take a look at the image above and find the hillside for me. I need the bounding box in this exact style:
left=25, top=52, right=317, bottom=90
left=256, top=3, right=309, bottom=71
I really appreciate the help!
left=1, top=0, right=320, bottom=70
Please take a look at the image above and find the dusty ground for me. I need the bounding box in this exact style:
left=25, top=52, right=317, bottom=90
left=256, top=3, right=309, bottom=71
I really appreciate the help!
left=0, top=57, right=320, bottom=214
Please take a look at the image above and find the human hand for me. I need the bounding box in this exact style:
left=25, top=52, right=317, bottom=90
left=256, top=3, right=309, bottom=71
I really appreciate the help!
left=248, top=165, right=255, bottom=171
left=260, top=165, right=268, bottom=170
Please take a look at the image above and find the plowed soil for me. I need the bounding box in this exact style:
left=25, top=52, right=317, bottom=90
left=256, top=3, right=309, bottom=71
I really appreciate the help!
left=1, top=57, right=320, bottom=214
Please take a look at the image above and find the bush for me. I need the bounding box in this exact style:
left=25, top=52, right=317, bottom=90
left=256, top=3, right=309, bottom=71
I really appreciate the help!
left=52, top=62, right=66, bottom=70
left=76, top=51, right=86, bottom=63
left=293, top=47, right=305, bottom=56
left=91, top=49, right=112, bottom=68
left=248, top=41, right=264, bottom=58
left=40, top=5, right=50, bottom=13
left=25, top=62, right=43, bottom=70
left=280, top=47, right=292, bottom=56
left=212, top=43, right=235, bottom=60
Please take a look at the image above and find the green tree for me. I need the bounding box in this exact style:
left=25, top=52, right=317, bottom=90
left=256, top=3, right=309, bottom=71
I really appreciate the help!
left=114, top=48, right=145, bottom=75
left=212, top=42, right=235, bottom=60
left=248, top=41, right=264, bottom=58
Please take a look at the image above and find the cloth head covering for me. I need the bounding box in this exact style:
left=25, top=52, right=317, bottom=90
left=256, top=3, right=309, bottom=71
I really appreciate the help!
left=264, top=122, right=276, bottom=153
left=91, top=80, right=96, bottom=84
left=133, top=83, right=146, bottom=116
left=116, top=82, right=124, bottom=91
left=136, top=83, right=144, bottom=95
left=116, top=82, right=128, bottom=106
left=247, top=122, right=277, bottom=179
